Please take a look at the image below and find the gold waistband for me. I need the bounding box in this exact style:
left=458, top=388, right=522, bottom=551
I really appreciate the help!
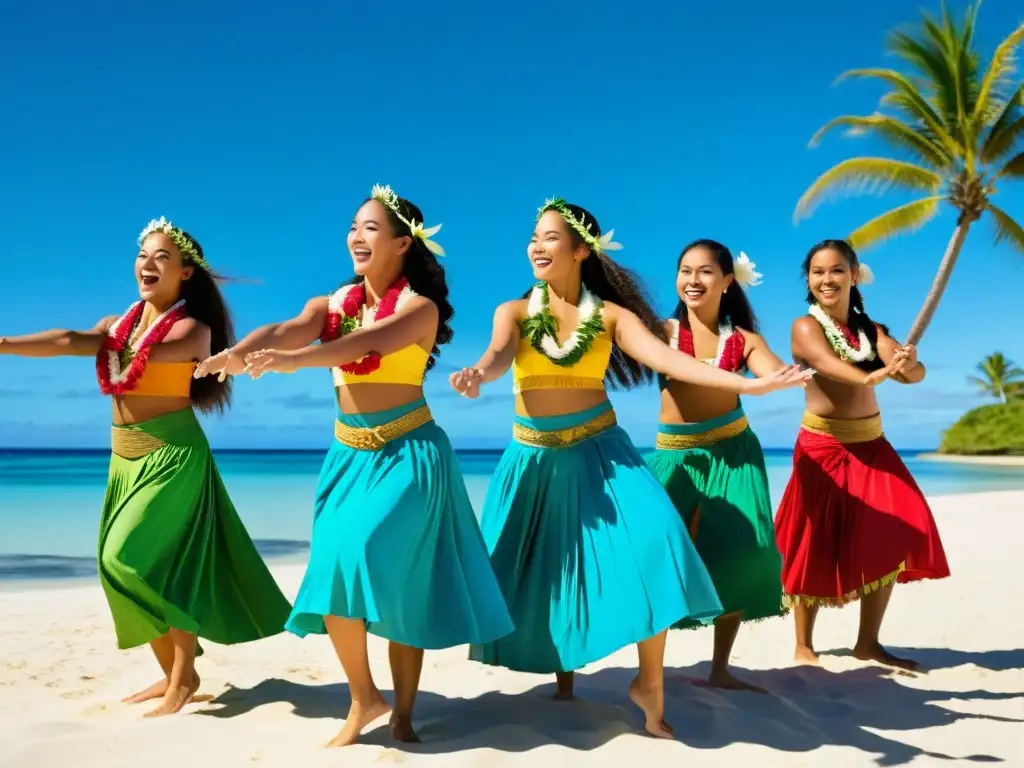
left=111, top=428, right=167, bottom=459
left=801, top=411, right=883, bottom=443
left=334, top=404, right=433, bottom=451
left=655, top=414, right=749, bottom=451
left=512, top=409, right=617, bottom=448
left=513, top=375, right=605, bottom=394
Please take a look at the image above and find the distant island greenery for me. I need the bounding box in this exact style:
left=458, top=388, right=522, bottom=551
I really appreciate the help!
left=939, top=353, right=1024, bottom=456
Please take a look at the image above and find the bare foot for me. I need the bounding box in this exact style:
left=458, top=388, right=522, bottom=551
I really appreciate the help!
left=697, top=668, right=768, bottom=694
left=389, top=714, right=421, bottom=743
left=794, top=646, right=820, bottom=665
left=143, top=674, right=202, bottom=718
left=326, top=693, right=391, bottom=747
left=554, top=672, right=574, bottom=700
left=627, top=677, right=675, bottom=739
left=125, top=674, right=212, bottom=706
left=852, top=643, right=921, bottom=671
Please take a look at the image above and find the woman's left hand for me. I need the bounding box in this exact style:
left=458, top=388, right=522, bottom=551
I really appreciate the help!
left=900, top=344, right=918, bottom=369
left=244, top=349, right=299, bottom=378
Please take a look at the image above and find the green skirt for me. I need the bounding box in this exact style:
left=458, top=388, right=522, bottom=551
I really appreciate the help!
left=645, top=406, right=785, bottom=629
left=99, top=409, right=291, bottom=649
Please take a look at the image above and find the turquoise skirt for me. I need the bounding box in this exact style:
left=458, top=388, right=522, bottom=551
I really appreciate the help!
left=286, top=399, right=514, bottom=649
left=470, top=401, right=723, bottom=673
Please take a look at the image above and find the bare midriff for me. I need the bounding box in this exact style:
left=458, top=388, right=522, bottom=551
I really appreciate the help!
left=515, top=388, right=609, bottom=419
left=111, top=395, right=194, bottom=426
left=335, top=383, right=427, bottom=414
left=659, top=380, right=741, bottom=425
left=797, top=353, right=881, bottom=420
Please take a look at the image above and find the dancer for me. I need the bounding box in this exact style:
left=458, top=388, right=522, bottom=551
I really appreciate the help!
left=645, top=240, right=786, bottom=693
left=0, top=218, right=291, bottom=716
left=774, top=239, right=950, bottom=670
left=450, top=199, right=810, bottom=738
left=195, top=185, right=513, bottom=747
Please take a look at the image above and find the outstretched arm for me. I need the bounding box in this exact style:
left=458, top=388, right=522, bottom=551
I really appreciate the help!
left=743, top=331, right=787, bottom=378
left=612, top=306, right=809, bottom=395
left=0, top=316, right=118, bottom=357
left=244, top=298, right=437, bottom=374
left=449, top=301, right=521, bottom=397
left=792, top=317, right=903, bottom=387
left=147, top=319, right=213, bottom=363
left=877, top=327, right=925, bottom=384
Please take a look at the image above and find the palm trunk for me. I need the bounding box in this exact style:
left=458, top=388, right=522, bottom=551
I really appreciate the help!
left=905, top=219, right=973, bottom=346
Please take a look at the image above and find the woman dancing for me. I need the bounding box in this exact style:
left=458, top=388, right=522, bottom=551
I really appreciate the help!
left=774, top=239, right=950, bottom=670
left=0, top=218, right=291, bottom=716
left=195, top=185, right=513, bottom=747
left=450, top=199, right=810, bottom=738
left=645, top=240, right=786, bottom=693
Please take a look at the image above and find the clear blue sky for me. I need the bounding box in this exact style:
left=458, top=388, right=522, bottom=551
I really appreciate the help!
left=1, top=0, right=1021, bottom=450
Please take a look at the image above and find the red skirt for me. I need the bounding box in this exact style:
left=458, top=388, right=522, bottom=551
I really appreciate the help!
left=774, top=413, right=950, bottom=607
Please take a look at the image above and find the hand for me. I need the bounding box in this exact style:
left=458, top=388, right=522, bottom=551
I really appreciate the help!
left=194, top=350, right=246, bottom=380
left=742, top=365, right=814, bottom=396
left=863, top=351, right=906, bottom=386
left=243, top=349, right=300, bottom=379
left=900, top=344, right=918, bottom=370
left=449, top=367, right=484, bottom=398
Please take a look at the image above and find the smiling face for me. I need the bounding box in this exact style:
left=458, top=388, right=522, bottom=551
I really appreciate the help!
left=528, top=210, right=588, bottom=282
left=347, top=199, right=412, bottom=277
left=676, top=245, right=734, bottom=316
left=807, top=246, right=859, bottom=310
left=136, top=232, right=193, bottom=304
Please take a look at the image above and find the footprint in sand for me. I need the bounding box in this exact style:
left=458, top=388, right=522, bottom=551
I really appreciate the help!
left=373, top=749, right=406, bottom=763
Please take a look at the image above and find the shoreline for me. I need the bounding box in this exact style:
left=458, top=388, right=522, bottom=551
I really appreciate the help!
left=917, top=452, right=1024, bottom=467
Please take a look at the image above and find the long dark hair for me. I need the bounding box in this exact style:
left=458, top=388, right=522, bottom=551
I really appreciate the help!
left=342, top=196, right=454, bottom=373
left=533, top=202, right=662, bottom=389
left=673, top=239, right=759, bottom=333
left=178, top=231, right=235, bottom=413
left=802, top=238, right=885, bottom=373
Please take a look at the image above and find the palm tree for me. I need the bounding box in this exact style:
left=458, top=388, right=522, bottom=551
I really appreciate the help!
left=794, top=2, right=1024, bottom=345
left=968, top=352, right=1024, bottom=403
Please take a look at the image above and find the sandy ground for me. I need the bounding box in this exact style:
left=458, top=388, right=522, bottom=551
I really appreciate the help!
left=917, top=453, right=1024, bottom=467
left=1, top=491, right=1021, bottom=768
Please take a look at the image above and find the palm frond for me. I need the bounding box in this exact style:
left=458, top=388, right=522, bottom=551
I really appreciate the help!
left=809, top=114, right=954, bottom=168
left=995, top=151, right=1024, bottom=180
left=839, top=68, right=959, bottom=154
left=987, top=202, right=1024, bottom=254
left=972, top=21, right=1024, bottom=128
left=981, top=85, right=1024, bottom=163
left=794, top=158, right=943, bottom=221
left=847, top=196, right=944, bottom=250
left=966, top=374, right=994, bottom=394
left=888, top=30, right=961, bottom=137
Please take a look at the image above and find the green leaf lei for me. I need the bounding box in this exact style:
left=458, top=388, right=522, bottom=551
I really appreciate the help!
left=519, top=281, right=605, bottom=367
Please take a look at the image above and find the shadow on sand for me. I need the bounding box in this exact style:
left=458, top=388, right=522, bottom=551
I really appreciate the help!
left=198, top=658, right=1022, bottom=765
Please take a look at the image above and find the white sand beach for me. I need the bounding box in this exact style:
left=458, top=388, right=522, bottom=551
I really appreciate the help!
left=0, top=491, right=1021, bottom=768
left=917, top=453, right=1024, bottom=467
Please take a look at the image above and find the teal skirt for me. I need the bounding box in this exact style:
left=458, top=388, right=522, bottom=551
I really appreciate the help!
left=469, top=401, right=723, bottom=673
left=285, top=399, right=514, bottom=649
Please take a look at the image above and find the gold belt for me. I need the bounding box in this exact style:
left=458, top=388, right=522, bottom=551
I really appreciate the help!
left=334, top=404, right=433, bottom=451
left=801, top=411, right=883, bottom=443
left=656, top=414, right=749, bottom=450
left=513, top=409, right=617, bottom=448
left=110, top=428, right=167, bottom=459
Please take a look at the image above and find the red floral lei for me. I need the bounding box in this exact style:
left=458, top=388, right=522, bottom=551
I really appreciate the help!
left=96, top=300, right=189, bottom=395
left=674, top=321, right=747, bottom=372
left=320, top=276, right=409, bottom=375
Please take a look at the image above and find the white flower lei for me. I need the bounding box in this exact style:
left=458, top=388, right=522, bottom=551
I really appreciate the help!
left=526, top=283, right=603, bottom=360
left=326, top=281, right=418, bottom=330
left=808, top=304, right=875, bottom=363
left=105, top=300, right=186, bottom=384
left=667, top=318, right=735, bottom=366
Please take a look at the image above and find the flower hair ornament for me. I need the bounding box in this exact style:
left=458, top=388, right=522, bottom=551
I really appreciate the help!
left=138, top=217, right=211, bottom=272
left=855, top=262, right=875, bottom=286
left=731, top=252, right=763, bottom=287
left=370, top=184, right=445, bottom=257
left=538, top=197, right=623, bottom=254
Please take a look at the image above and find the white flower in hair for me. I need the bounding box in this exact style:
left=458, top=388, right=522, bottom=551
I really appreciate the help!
left=370, top=182, right=446, bottom=257
left=597, top=229, right=623, bottom=252
left=856, top=263, right=874, bottom=285
left=732, top=252, right=763, bottom=287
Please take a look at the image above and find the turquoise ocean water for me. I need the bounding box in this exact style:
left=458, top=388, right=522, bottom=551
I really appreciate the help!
left=2, top=447, right=1023, bottom=582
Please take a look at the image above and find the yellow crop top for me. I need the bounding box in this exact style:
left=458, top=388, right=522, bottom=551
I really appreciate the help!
left=124, top=362, right=196, bottom=397
left=332, top=345, right=429, bottom=387
left=512, top=329, right=613, bottom=393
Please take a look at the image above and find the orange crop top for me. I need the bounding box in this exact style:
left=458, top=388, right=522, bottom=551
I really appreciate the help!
left=332, top=345, right=429, bottom=387
left=512, top=329, right=613, bottom=393
left=124, top=362, right=196, bottom=397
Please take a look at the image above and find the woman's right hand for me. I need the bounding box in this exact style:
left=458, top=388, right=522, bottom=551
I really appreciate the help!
left=742, top=365, right=814, bottom=396
left=449, top=367, right=484, bottom=398
left=194, top=350, right=246, bottom=380
left=863, top=349, right=907, bottom=386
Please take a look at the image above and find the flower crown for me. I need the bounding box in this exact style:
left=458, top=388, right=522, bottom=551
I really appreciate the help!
left=731, top=252, right=763, bottom=287
left=538, top=197, right=622, bottom=254
left=138, top=217, right=211, bottom=272
left=370, top=184, right=445, bottom=257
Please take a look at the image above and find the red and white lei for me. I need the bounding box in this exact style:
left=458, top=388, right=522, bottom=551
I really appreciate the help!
left=320, top=277, right=416, bottom=375
left=808, top=304, right=876, bottom=363
left=96, top=300, right=188, bottom=395
left=668, top=318, right=746, bottom=372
